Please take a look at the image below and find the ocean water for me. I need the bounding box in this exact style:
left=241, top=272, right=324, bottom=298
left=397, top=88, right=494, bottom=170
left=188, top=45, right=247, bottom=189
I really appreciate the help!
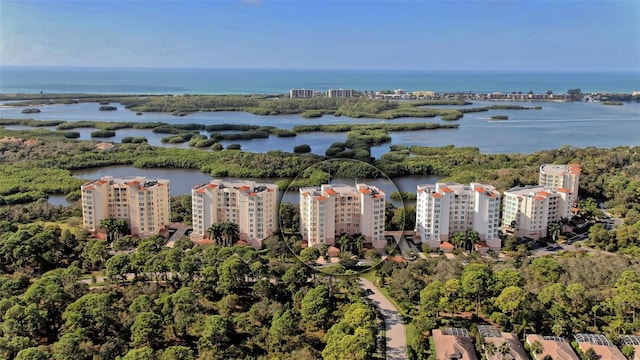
left=1, top=66, right=639, bottom=95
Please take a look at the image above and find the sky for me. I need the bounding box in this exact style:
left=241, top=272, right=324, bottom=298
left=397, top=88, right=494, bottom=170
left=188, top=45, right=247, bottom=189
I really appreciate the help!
left=1, top=0, right=639, bottom=71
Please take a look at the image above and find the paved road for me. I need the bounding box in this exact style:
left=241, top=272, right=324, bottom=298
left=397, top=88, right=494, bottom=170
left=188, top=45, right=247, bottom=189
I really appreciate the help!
left=360, top=277, right=407, bottom=360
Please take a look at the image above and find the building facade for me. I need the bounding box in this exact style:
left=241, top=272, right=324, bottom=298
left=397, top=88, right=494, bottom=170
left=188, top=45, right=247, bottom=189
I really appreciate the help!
left=81, top=176, right=170, bottom=236
left=289, top=88, right=315, bottom=99
left=502, top=186, right=573, bottom=240
left=415, top=183, right=502, bottom=251
left=191, top=180, right=278, bottom=248
left=539, top=163, right=581, bottom=201
left=327, top=88, right=353, bottom=98
left=299, top=183, right=386, bottom=249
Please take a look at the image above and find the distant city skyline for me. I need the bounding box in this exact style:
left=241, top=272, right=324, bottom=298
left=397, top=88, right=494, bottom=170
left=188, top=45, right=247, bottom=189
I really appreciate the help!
left=1, top=0, right=639, bottom=72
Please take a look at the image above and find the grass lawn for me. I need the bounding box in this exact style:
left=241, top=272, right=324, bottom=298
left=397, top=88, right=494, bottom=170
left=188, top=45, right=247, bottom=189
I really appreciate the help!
left=30, top=218, right=83, bottom=235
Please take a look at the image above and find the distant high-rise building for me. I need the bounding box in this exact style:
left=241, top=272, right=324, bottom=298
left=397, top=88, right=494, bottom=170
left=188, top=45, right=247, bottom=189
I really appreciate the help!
left=539, top=164, right=581, bottom=201
left=299, top=183, right=386, bottom=249
left=191, top=180, right=278, bottom=248
left=415, top=183, right=502, bottom=251
left=289, top=89, right=315, bottom=99
left=502, top=186, right=573, bottom=240
left=327, top=89, right=353, bottom=98
left=81, top=176, right=170, bottom=236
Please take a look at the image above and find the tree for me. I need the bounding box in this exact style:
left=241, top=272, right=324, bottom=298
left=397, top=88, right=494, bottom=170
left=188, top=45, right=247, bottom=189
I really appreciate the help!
left=391, top=206, right=416, bottom=232
left=15, top=347, right=51, bottom=360
left=217, top=256, right=249, bottom=295
left=100, top=217, right=117, bottom=243
left=268, top=309, right=297, bottom=353
left=583, top=347, right=598, bottom=360
left=495, top=286, right=527, bottom=330
left=301, top=285, right=332, bottom=330
left=104, top=253, right=130, bottom=286
left=222, top=222, right=240, bottom=246
left=548, top=222, right=561, bottom=242
left=207, top=223, right=223, bottom=244
left=198, top=315, right=233, bottom=351
left=484, top=342, right=497, bottom=357
left=465, top=229, right=480, bottom=251
left=299, top=246, right=320, bottom=265
left=293, top=144, right=311, bottom=154
left=621, top=345, right=635, bottom=360
left=461, top=263, right=492, bottom=316
left=613, top=270, right=640, bottom=327
left=567, top=88, right=583, bottom=101
left=440, top=278, right=464, bottom=315
left=130, top=312, right=164, bottom=349
left=337, top=234, right=350, bottom=252
left=530, top=257, right=562, bottom=284
left=62, top=293, right=121, bottom=344
left=160, top=346, right=195, bottom=360
left=498, top=341, right=511, bottom=358
left=279, top=202, right=300, bottom=231
left=451, top=232, right=466, bottom=250
left=122, top=347, right=155, bottom=360
left=52, top=330, right=93, bottom=360
left=530, top=340, right=544, bottom=355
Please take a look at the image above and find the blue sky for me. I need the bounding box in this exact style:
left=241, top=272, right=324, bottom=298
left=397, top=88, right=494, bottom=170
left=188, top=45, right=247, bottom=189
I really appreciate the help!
left=1, top=0, right=639, bottom=71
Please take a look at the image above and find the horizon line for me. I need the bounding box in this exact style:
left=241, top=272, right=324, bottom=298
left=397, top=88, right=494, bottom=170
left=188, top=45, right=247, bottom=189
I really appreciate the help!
left=1, top=65, right=639, bottom=73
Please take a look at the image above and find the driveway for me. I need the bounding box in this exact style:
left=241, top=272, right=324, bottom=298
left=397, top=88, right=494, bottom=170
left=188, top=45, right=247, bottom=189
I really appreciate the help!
left=360, top=277, right=407, bottom=360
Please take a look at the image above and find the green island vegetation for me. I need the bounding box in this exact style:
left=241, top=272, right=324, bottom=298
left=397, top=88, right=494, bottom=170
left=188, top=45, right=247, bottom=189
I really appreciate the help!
left=293, top=144, right=312, bottom=154
left=90, top=130, right=116, bottom=138
left=21, top=108, right=41, bottom=114
left=1, top=119, right=640, bottom=359
left=490, top=115, right=509, bottom=120
left=2, top=93, right=543, bottom=121
left=98, top=105, right=118, bottom=111
left=121, top=136, right=148, bottom=144
left=602, top=101, right=623, bottom=105
left=390, top=191, right=417, bottom=201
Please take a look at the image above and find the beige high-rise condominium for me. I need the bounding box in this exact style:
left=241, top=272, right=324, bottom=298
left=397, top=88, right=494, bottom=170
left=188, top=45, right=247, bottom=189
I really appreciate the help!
left=299, top=183, right=386, bottom=249
left=502, top=186, right=573, bottom=240
left=539, top=163, right=581, bottom=202
left=415, top=183, right=502, bottom=251
left=81, top=176, right=170, bottom=236
left=191, top=180, right=278, bottom=249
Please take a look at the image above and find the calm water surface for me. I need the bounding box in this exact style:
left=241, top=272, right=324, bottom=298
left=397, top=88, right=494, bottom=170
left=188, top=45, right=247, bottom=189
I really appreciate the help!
left=2, top=100, right=639, bottom=154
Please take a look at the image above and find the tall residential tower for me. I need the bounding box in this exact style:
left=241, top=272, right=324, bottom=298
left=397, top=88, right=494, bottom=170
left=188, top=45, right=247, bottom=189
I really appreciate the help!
left=191, top=180, right=278, bottom=248
left=81, top=176, right=170, bottom=236
left=415, top=183, right=502, bottom=251
left=299, top=183, right=386, bottom=249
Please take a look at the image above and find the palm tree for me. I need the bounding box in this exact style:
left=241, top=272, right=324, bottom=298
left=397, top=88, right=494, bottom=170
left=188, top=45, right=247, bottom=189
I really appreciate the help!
left=465, top=229, right=480, bottom=251
left=222, top=222, right=240, bottom=246
left=207, top=223, right=223, bottom=245
left=451, top=232, right=465, bottom=250
left=530, top=340, right=544, bottom=356
left=484, top=342, right=497, bottom=358
left=100, top=217, right=117, bottom=243
left=498, top=341, right=511, bottom=359
left=353, top=233, right=365, bottom=254
left=114, top=218, right=129, bottom=241
left=548, top=222, right=561, bottom=242
left=337, top=234, right=350, bottom=252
